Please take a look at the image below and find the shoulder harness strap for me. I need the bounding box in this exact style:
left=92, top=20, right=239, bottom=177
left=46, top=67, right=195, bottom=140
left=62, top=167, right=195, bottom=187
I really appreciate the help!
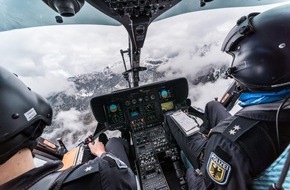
left=28, top=171, right=62, bottom=190
left=28, top=165, right=81, bottom=190
left=49, top=166, right=80, bottom=190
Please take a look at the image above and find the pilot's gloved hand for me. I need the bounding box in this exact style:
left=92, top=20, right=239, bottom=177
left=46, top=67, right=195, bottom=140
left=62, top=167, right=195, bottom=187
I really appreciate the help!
left=88, top=140, right=106, bottom=157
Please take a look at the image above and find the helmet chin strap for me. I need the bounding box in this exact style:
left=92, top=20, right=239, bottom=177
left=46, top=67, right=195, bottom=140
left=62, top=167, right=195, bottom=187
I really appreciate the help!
left=272, top=81, right=290, bottom=88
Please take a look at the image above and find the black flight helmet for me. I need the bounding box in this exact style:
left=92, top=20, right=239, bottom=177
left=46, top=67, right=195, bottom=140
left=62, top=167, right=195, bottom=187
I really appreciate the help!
left=221, top=4, right=290, bottom=92
left=0, top=66, right=53, bottom=164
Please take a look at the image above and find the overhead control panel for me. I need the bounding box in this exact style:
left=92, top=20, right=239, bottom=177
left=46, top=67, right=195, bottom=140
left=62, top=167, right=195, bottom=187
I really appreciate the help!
left=86, top=0, right=182, bottom=49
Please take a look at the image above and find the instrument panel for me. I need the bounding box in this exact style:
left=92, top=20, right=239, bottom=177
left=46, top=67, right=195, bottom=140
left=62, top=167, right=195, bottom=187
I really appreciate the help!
left=90, top=78, right=188, bottom=131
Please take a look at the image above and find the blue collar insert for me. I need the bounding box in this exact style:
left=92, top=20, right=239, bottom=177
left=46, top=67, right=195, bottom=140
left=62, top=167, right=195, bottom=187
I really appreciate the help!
left=239, top=88, right=290, bottom=107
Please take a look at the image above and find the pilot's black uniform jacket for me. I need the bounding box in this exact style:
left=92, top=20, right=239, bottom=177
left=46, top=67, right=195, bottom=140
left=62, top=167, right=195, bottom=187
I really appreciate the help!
left=0, top=152, right=138, bottom=190
left=166, top=100, right=290, bottom=190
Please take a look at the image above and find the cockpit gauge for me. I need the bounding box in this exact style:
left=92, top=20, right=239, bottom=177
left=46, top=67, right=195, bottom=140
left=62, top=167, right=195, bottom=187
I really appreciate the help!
left=132, top=99, right=137, bottom=104
left=105, top=103, right=125, bottom=125
left=144, top=96, right=149, bottom=101
left=109, top=104, right=118, bottom=112
left=161, top=90, right=168, bottom=99
left=125, top=100, right=131, bottom=106
left=146, top=104, right=154, bottom=112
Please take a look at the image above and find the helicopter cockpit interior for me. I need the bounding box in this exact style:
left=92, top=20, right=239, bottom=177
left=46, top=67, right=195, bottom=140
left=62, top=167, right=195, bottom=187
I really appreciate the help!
left=1, top=0, right=289, bottom=190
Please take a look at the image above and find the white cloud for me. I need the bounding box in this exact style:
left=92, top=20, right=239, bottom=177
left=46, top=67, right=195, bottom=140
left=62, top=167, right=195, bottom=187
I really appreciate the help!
left=188, top=78, right=234, bottom=109
left=0, top=25, right=128, bottom=96
left=19, top=74, right=74, bottom=97
left=42, top=108, right=96, bottom=149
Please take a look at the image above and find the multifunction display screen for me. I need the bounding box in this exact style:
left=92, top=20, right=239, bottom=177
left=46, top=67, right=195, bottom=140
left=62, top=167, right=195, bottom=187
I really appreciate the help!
left=104, top=103, right=125, bottom=125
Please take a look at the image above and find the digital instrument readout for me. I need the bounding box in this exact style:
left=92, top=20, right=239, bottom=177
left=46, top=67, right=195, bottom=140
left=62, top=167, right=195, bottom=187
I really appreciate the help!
left=160, top=89, right=171, bottom=99
left=104, top=103, right=125, bottom=125
left=161, top=101, right=174, bottom=111
left=129, top=107, right=140, bottom=119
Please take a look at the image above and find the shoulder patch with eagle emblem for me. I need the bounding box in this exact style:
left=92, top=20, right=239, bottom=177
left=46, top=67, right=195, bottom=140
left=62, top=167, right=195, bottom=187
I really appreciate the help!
left=206, top=152, right=231, bottom=185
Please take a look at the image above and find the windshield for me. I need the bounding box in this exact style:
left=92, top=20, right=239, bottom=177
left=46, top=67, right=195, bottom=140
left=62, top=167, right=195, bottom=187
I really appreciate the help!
left=1, top=0, right=289, bottom=31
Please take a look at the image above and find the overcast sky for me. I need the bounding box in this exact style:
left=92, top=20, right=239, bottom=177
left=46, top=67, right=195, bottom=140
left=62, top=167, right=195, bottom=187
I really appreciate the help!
left=0, top=3, right=285, bottom=99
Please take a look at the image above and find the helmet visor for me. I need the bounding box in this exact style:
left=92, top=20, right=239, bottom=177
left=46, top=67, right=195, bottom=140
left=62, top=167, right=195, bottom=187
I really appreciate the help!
left=221, top=13, right=259, bottom=52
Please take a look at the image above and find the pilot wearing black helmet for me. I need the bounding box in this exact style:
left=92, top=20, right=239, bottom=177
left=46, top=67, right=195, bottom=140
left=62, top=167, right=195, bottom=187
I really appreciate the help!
left=0, top=66, right=137, bottom=190
left=166, top=4, right=290, bottom=190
